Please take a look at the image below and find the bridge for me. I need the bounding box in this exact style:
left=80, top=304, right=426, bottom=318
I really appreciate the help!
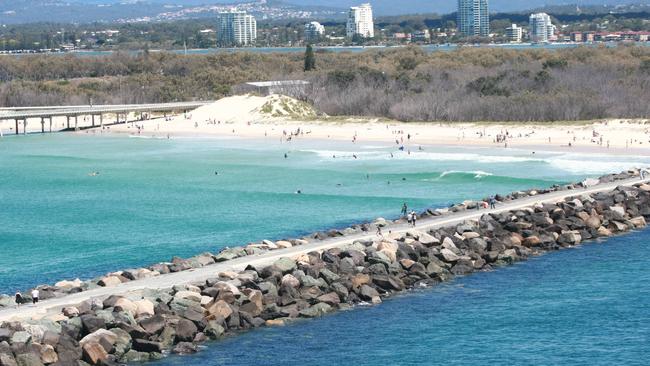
left=0, top=101, right=212, bottom=135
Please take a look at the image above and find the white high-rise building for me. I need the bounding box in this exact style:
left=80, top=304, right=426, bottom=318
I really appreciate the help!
left=505, top=24, right=523, bottom=43
left=216, top=11, right=257, bottom=46
left=305, top=21, right=325, bottom=42
left=457, top=0, right=490, bottom=37
left=346, top=3, right=374, bottom=39
left=529, top=13, right=556, bottom=43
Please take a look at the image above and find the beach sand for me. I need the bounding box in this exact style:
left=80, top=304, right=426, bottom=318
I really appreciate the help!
left=4, top=94, right=650, bottom=156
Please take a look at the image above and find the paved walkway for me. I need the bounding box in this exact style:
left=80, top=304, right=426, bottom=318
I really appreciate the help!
left=1, top=176, right=647, bottom=322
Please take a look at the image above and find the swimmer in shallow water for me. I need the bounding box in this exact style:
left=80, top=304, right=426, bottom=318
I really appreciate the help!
left=88, top=171, right=100, bottom=177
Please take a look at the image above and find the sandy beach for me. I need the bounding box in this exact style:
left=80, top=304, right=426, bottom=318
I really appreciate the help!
left=70, top=94, right=650, bottom=156
left=2, top=94, right=649, bottom=156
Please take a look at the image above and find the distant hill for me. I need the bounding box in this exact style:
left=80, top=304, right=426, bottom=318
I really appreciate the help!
left=0, top=0, right=648, bottom=24
left=286, top=0, right=650, bottom=15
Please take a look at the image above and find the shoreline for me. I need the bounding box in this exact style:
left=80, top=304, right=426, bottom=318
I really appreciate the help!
left=0, top=170, right=649, bottom=365
left=66, top=94, right=650, bottom=156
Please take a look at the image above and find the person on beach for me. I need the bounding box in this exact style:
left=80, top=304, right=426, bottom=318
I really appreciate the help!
left=406, top=211, right=413, bottom=225
left=410, top=211, right=417, bottom=227
left=489, top=196, right=497, bottom=209
left=31, top=289, right=39, bottom=304
left=401, top=203, right=408, bottom=216
left=376, top=226, right=383, bottom=237
left=15, top=291, right=23, bottom=308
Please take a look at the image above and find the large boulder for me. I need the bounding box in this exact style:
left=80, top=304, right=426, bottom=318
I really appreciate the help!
left=417, top=232, right=440, bottom=246
left=131, top=339, right=163, bottom=353
left=316, top=292, right=341, bottom=306
left=0, top=354, right=17, bottom=366
left=273, top=258, right=297, bottom=274
left=10, top=332, right=31, bottom=344
left=280, top=274, right=300, bottom=289
left=558, top=231, right=582, bottom=245
left=79, top=329, right=117, bottom=349
left=205, top=300, right=233, bottom=320
left=109, top=328, right=132, bottom=358
left=214, top=247, right=246, bottom=262
left=82, top=343, right=108, bottom=365
left=357, top=285, right=380, bottom=302
left=97, top=276, right=122, bottom=287
left=139, top=314, right=166, bottom=335
left=629, top=216, right=646, bottom=228
left=172, top=342, right=198, bottom=355
left=174, top=291, right=202, bottom=303
left=439, top=248, right=460, bottom=263
left=39, top=344, right=58, bottom=364
left=133, top=299, right=154, bottom=318
left=585, top=216, right=602, bottom=229
left=203, top=321, right=225, bottom=339
left=113, top=298, right=137, bottom=314
left=14, top=354, right=43, bottom=366
left=80, top=315, right=106, bottom=335
left=372, top=275, right=405, bottom=291
left=298, top=303, right=332, bottom=318
left=174, top=319, right=197, bottom=343
left=350, top=274, right=371, bottom=289
left=55, top=336, right=82, bottom=363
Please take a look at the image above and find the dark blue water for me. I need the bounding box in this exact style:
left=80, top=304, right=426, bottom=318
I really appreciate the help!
left=153, top=229, right=650, bottom=366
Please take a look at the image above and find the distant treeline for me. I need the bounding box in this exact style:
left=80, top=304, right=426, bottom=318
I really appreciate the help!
left=0, top=45, right=649, bottom=122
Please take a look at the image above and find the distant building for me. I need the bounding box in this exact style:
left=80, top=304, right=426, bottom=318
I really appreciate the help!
left=346, top=3, right=374, bottom=39
left=412, top=29, right=431, bottom=42
left=234, top=80, right=310, bottom=97
left=505, top=24, right=523, bottom=43
left=570, top=32, right=583, bottom=42
left=457, top=0, right=490, bottom=37
left=216, top=11, right=257, bottom=46
left=584, top=32, right=595, bottom=42
left=304, top=21, right=325, bottom=42
left=529, top=13, right=556, bottom=43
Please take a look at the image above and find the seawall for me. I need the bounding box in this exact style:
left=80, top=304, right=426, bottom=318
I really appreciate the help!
left=0, top=170, right=649, bottom=365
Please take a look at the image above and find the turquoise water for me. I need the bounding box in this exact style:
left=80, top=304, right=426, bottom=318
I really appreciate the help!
left=152, top=230, right=650, bottom=366
left=1, top=133, right=649, bottom=296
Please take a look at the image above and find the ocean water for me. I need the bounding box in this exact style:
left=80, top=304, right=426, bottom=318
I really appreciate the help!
left=1, top=134, right=649, bottom=295
left=152, top=230, right=650, bottom=366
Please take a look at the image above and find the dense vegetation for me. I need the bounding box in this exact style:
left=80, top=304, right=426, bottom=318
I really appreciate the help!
left=0, top=45, right=649, bottom=122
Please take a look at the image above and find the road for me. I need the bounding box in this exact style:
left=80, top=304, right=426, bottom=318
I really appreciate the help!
left=0, top=176, right=646, bottom=322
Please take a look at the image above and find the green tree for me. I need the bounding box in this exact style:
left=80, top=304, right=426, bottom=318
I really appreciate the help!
left=304, top=44, right=316, bottom=71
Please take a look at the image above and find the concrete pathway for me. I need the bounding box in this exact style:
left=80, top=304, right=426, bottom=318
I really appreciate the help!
left=1, top=176, right=647, bottom=322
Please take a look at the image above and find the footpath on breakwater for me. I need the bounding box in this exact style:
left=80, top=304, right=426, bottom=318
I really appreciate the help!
left=1, top=170, right=649, bottom=366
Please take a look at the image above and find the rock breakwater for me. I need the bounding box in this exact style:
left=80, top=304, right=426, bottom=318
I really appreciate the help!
left=1, top=171, right=649, bottom=366
left=0, top=171, right=637, bottom=308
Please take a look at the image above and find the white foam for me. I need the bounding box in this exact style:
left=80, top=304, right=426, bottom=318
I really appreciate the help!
left=439, top=170, right=494, bottom=179
left=301, top=148, right=650, bottom=175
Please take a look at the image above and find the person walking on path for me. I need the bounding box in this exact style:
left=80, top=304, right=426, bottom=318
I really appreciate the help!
left=489, top=196, right=497, bottom=210
left=31, top=289, right=39, bottom=304
left=410, top=211, right=417, bottom=227
left=376, top=226, right=383, bottom=238
left=401, top=203, right=408, bottom=217
left=14, top=291, right=23, bottom=308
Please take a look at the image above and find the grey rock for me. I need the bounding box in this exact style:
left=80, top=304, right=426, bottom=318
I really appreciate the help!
left=174, top=319, right=197, bottom=343
left=299, top=303, right=332, bottom=318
